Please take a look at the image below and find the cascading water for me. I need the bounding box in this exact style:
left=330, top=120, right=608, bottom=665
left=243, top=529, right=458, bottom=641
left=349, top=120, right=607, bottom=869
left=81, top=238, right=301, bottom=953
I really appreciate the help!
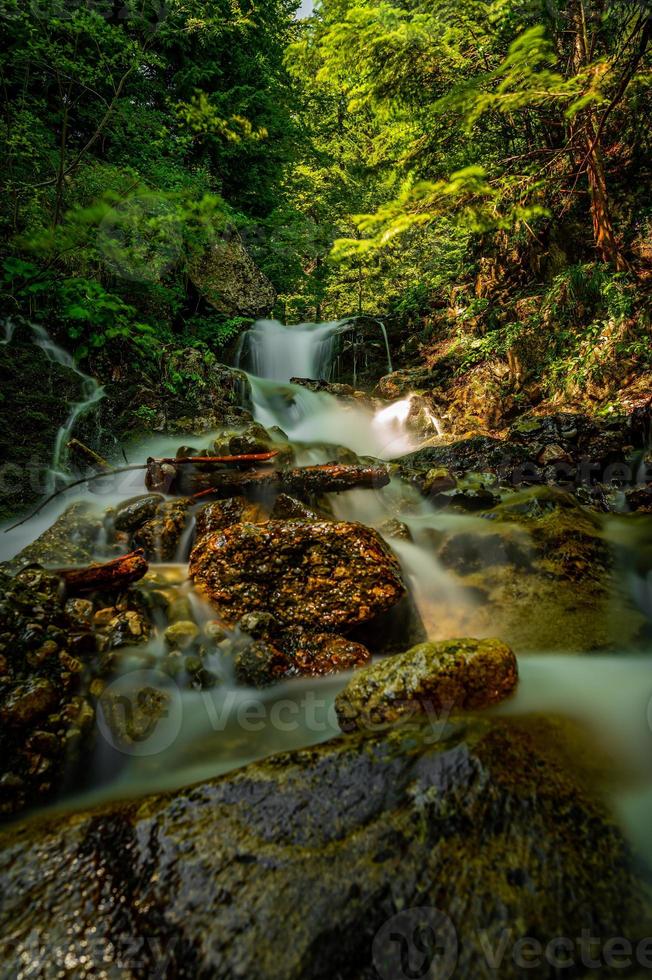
left=2, top=319, right=105, bottom=489
left=235, top=316, right=393, bottom=383
left=237, top=318, right=440, bottom=460
left=235, top=319, right=346, bottom=381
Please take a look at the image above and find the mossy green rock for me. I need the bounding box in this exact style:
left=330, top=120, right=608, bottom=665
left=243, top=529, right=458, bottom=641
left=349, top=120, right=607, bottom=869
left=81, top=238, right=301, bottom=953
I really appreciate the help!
left=335, top=637, right=517, bottom=732
left=0, top=717, right=650, bottom=978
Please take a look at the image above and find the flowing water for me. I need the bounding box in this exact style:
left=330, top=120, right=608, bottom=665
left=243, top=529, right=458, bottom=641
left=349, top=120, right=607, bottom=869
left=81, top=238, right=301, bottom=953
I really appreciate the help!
left=3, top=318, right=652, bottom=869
left=2, top=319, right=105, bottom=489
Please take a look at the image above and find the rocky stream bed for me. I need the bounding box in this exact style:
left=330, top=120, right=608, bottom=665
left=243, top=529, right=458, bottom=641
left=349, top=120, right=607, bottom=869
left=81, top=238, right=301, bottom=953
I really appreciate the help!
left=2, top=321, right=652, bottom=978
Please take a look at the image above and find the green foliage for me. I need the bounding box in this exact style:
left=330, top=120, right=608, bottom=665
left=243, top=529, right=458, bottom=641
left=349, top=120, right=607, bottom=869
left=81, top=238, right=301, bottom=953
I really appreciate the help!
left=0, top=0, right=298, bottom=359
left=182, top=314, right=252, bottom=349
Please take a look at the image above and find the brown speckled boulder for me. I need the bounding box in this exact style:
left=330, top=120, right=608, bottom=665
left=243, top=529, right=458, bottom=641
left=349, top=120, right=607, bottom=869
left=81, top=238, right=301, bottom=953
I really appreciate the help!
left=335, top=637, right=518, bottom=732
left=190, top=520, right=405, bottom=631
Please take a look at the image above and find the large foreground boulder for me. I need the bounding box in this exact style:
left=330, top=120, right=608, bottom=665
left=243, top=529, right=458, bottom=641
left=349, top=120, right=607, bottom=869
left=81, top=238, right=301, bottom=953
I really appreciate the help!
left=0, top=717, right=650, bottom=978
left=190, top=520, right=405, bottom=631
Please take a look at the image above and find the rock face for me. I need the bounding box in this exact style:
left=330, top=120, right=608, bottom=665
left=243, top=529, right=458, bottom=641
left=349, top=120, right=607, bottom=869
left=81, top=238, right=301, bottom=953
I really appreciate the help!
left=190, top=520, right=405, bottom=632
left=0, top=717, right=650, bottom=979
left=335, top=637, right=518, bottom=732
left=190, top=238, right=276, bottom=318
left=8, top=503, right=102, bottom=569
left=103, top=347, right=253, bottom=438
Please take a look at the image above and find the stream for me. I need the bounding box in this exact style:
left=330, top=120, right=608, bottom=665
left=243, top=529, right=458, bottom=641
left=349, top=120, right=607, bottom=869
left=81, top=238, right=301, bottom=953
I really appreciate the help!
left=2, top=319, right=652, bottom=872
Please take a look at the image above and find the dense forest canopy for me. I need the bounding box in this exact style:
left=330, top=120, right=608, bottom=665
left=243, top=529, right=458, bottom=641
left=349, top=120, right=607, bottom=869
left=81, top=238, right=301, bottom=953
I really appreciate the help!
left=1, top=0, right=650, bottom=403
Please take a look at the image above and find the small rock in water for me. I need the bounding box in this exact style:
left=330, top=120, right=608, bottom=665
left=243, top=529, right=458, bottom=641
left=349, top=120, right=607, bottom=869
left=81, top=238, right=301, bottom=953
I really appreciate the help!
left=113, top=494, right=164, bottom=532
left=377, top=518, right=411, bottom=541
left=335, top=637, right=518, bottom=732
left=430, top=487, right=500, bottom=511
left=0, top=678, right=58, bottom=727
left=105, top=610, right=150, bottom=648
left=238, top=611, right=279, bottom=638
left=164, top=620, right=200, bottom=650
left=133, top=498, right=191, bottom=561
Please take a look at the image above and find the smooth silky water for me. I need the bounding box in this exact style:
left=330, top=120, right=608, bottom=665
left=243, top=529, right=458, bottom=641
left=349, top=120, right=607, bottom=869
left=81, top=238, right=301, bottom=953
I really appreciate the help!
left=3, top=319, right=652, bottom=868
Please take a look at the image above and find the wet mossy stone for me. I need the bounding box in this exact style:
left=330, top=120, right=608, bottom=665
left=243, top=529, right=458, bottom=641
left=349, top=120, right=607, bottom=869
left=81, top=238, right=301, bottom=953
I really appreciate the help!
left=335, top=637, right=518, bottom=732
left=0, top=716, right=650, bottom=978
left=398, top=436, right=531, bottom=481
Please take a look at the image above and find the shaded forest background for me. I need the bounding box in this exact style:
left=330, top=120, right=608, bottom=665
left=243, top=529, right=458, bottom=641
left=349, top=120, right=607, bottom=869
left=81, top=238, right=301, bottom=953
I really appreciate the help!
left=1, top=0, right=651, bottom=420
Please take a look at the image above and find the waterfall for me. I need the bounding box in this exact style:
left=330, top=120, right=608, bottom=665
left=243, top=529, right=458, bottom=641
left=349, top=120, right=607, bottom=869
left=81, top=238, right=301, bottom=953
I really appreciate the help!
left=235, top=318, right=440, bottom=460
left=2, top=319, right=105, bottom=488
left=235, top=319, right=346, bottom=382
left=235, top=317, right=393, bottom=383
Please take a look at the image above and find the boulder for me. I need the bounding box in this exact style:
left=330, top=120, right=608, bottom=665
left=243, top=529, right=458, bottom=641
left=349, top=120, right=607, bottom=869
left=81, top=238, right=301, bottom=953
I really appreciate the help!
left=190, top=238, right=275, bottom=318
left=190, top=520, right=405, bottom=632
left=0, top=717, right=650, bottom=978
left=335, top=638, right=517, bottom=732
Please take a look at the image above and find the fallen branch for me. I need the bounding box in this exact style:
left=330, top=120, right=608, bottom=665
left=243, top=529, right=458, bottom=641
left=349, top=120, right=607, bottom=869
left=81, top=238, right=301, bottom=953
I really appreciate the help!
left=56, top=549, right=148, bottom=593
left=68, top=439, right=112, bottom=473
left=160, top=452, right=279, bottom=466
left=183, top=463, right=391, bottom=499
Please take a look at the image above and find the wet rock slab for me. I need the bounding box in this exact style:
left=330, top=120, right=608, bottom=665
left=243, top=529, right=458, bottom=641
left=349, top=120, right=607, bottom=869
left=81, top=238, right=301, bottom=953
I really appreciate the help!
left=0, top=716, right=650, bottom=978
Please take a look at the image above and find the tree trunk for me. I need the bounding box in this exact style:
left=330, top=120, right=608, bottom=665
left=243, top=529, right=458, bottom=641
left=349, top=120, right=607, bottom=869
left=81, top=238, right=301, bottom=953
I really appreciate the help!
left=568, top=0, right=627, bottom=270
left=584, top=123, right=628, bottom=270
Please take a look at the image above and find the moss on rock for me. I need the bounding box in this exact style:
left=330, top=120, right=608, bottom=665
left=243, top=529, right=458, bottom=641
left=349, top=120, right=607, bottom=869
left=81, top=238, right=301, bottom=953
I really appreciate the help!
left=0, top=716, right=650, bottom=978
left=335, top=637, right=518, bottom=732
